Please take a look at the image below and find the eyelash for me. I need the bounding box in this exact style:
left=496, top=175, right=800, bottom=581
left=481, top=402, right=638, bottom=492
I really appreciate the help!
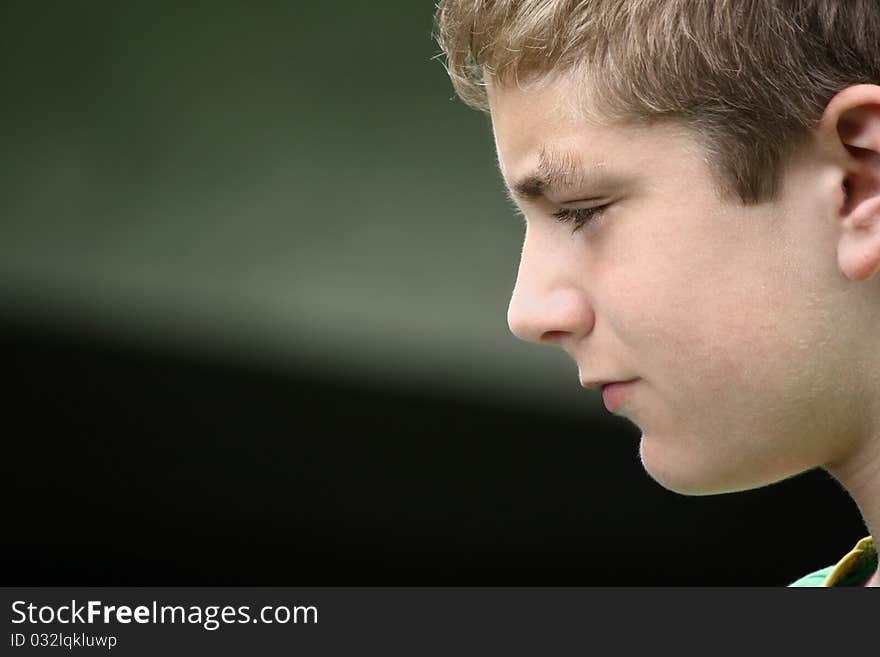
left=552, top=205, right=609, bottom=233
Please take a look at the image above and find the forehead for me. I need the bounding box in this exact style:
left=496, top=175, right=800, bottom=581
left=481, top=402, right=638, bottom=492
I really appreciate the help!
left=486, top=75, right=705, bottom=194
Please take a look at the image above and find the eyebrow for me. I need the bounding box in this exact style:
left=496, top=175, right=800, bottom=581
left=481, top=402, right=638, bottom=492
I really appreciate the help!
left=508, top=146, right=600, bottom=201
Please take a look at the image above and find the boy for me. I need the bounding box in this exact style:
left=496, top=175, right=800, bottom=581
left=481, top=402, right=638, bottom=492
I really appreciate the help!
left=434, top=0, right=880, bottom=586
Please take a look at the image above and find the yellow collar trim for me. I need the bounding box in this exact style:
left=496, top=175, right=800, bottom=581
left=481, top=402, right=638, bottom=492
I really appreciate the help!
left=822, top=536, right=876, bottom=587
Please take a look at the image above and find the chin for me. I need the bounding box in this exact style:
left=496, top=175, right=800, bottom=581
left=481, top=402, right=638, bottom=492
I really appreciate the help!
left=637, top=433, right=768, bottom=497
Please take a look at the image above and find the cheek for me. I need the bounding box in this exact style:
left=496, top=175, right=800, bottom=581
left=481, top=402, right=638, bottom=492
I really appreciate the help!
left=611, top=265, right=758, bottom=393
left=608, top=268, right=820, bottom=485
left=602, top=194, right=835, bottom=424
left=602, top=202, right=854, bottom=492
left=622, top=273, right=841, bottom=493
left=611, top=213, right=799, bottom=394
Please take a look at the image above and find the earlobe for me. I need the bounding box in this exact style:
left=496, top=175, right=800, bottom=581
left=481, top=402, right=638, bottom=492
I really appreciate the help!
left=823, top=86, right=880, bottom=281
left=837, top=197, right=880, bottom=281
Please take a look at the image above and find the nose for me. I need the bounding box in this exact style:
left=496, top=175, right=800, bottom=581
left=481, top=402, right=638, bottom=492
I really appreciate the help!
left=506, top=227, right=595, bottom=344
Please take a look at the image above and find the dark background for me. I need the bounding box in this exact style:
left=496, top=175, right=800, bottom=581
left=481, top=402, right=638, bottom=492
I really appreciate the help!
left=1, top=1, right=867, bottom=585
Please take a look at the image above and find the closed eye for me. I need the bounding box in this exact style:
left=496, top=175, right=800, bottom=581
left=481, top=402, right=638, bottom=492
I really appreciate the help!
left=552, top=205, right=610, bottom=233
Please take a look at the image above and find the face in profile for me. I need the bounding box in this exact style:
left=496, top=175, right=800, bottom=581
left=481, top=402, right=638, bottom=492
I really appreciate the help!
left=488, top=73, right=866, bottom=496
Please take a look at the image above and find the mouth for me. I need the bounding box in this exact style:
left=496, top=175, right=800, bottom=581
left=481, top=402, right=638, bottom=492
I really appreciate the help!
left=580, top=378, right=640, bottom=412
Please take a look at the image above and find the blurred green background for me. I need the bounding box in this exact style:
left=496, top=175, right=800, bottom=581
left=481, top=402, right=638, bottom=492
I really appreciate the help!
left=1, top=0, right=590, bottom=415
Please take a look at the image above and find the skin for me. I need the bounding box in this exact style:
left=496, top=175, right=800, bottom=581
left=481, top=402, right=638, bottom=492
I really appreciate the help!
left=487, top=74, right=880, bottom=585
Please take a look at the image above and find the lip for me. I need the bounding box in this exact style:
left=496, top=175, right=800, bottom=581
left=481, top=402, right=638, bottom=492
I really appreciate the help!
left=601, top=380, right=639, bottom=412
left=581, top=378, right=640, bottom=412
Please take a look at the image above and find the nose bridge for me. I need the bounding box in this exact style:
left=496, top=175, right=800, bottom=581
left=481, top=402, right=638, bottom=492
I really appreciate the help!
left=507, top=226, right=594, bottom=344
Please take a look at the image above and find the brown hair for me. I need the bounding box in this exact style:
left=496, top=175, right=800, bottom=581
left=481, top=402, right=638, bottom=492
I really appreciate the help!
left=434, top=0, right=880, bottom=202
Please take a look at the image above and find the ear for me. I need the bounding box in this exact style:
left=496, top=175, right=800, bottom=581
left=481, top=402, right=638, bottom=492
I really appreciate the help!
left=820, top=85, right=880, bottom=281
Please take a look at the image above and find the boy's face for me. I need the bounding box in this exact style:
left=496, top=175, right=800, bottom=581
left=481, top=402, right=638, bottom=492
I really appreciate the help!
left=488, top=74, right=866, bottom=495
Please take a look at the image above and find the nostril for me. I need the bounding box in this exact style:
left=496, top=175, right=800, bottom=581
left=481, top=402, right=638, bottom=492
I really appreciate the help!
left=540, top=330, right=569, bottom=343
